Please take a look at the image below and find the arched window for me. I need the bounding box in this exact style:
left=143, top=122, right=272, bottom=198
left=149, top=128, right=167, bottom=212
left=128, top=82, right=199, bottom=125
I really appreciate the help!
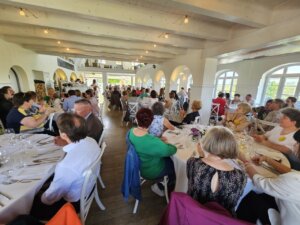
left=145, top=79, right=153, bottom=88
left=176, top=78, right=180, bottom=92
left=160, top=76, right=166, bottom=88
left=262, top=64, right=300, bottom=103
left=214, top=71, right=238, bottom=97
left=187, top=74, right=193, bottom=89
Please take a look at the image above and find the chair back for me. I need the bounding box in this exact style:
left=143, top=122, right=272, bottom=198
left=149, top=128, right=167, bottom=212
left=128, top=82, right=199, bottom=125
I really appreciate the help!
left=128, top=102, right=139, bottom=121
left=98, top=131, right=104, bottom=147
left=80, top=152, right=101, bottom=224
left=48, top=113, right=56, bottom=132
left=211, top=103, right=220, bottom=116
left=194, top=116, right=201, bottom=124
left=254, top=118, right=278, bottom=133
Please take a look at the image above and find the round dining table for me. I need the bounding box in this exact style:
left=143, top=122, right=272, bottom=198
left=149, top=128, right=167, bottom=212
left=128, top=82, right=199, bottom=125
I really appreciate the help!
left=163, top=124, right=290, bottom=193
left=0, top=133, right=64, bottom=224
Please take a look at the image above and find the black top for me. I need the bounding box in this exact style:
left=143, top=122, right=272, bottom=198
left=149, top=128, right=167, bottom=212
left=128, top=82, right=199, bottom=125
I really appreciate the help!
left=6, top=107, right=27, bottom=133
left=0, top=95, right=13, bottom=128
left=182, top=111, right=199, bottom=124
left=187, top=157, right=246, bottom=214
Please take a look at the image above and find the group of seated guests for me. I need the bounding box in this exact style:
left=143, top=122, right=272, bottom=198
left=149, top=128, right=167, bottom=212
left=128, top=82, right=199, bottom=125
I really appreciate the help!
left=127, top=96, right=300, bottom=224
left=0, top=86, right=102, bottom=135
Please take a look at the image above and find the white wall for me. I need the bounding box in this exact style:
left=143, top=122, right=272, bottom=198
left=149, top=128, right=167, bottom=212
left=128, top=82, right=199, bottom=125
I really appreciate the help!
left=0, top=38, right=76, bottom=91
left=217, top=53, right=300, bottom=104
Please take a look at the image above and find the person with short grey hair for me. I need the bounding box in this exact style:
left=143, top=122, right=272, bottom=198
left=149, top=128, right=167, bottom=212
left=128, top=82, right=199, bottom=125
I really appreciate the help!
left=187, top=126, right=246, bottom=214
left=148, top=102, right=175, bottom=137
left=263, top=99, right=285, bottom=128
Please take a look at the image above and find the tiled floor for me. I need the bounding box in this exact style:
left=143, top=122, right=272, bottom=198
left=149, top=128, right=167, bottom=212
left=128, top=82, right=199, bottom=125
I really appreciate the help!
left=86, top=106, right=166, bottom=225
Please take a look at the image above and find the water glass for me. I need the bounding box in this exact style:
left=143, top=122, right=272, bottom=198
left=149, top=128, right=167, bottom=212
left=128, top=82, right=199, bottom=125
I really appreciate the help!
left=5, top=128, right=15, bottom=134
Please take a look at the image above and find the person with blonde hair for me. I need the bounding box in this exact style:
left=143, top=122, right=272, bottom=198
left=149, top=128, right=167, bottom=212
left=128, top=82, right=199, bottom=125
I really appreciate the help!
left=187, top=126, right=246, bottom=214
left=181, top=100, right=202, bottom=124
left=224, top=102, right=251, bottom=132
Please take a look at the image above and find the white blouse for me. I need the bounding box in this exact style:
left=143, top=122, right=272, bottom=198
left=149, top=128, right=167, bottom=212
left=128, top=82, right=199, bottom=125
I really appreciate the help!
left=265, top=126, right=297, bottom=153
left=253, top=171, right=300, bottom=225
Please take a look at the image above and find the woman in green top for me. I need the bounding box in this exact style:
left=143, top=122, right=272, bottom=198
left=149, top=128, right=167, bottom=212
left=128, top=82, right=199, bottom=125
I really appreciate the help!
left=129, top=108, right=177, bottom=197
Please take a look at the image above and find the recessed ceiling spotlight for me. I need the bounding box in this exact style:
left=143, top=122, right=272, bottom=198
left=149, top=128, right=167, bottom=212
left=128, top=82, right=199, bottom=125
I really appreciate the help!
left=145, top=50, right=149, bottom=54
left=43, top=29, right=49, bottom=34
left=66, top=48, right=70, bottom=51
left=153, top=44, right=157, bottom=48
left=19, top=8, right=25, bottom=16
left=164, top=33, right=169, bottom=39
left=140, top=55, right=143, bottom=58
left=57, top=41, right=61, bottom=44
left=184, top=15, right=189, bottom=24
left=136, top=58, right=139, bottom=62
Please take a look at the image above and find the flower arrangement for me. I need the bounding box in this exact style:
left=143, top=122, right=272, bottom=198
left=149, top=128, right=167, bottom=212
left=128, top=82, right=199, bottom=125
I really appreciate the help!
left=190, top=128, right=207, bottom=141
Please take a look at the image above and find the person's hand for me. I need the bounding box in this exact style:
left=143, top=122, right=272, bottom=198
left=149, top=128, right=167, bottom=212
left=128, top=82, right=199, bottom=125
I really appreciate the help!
left=54, top=136, right=68, bottom=146
left=39, top=105, right=47, bottom=113
left=244, top=162, right=257, bottom=178
left=253, top=134, right=266, bottom=143
left=161, top=136, right=168, bottom=143
left=251, top=155, right=267, bottom=165
left=238, top=151, right=248, bottom=163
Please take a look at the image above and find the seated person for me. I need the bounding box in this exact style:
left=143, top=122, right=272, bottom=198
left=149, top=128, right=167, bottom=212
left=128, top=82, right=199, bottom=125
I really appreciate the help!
left=187, top=126, right=246, bottom=215
left=149, top=102, right=175, bottom=137
left=255, top=99, right=273, bottom=120
left=129, top=108, right=177, bottom=197
left=237, top=153, right=300, bottom=224
left=0, top=86, right=14, bottom=128
left=30, top=113, right=101, bottom=220
left=85, top=89, right=100, bottom=117
left=224, top=102, right=251, bottom=132
left=253, top=108, right=300, bottom=168
left=139, top=90, right=159, bottom=109
left=63, top=90, right=81, bottom=112
left=55, top=99, right=103, bottom=145
left=6, top=92, right=51, bottom=133
left=212, top=92, right=227, bottom=116
left=263, top=98, right=285, bottom=125
left=181, top=100, right=201, bottom=124
left=286, top=96, right=297, bottom=108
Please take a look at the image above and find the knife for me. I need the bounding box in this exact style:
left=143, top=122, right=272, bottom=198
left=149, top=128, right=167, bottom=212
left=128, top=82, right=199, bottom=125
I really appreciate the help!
left=0, top=191, right=12, bottom=200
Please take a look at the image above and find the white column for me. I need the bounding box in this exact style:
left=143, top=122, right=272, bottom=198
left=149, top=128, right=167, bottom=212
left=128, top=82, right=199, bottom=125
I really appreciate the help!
left=102, top=72, right=107, bottom=91
left=190, top=58, right=218, bottom=125
left=131, top=76, right=134, bottom=86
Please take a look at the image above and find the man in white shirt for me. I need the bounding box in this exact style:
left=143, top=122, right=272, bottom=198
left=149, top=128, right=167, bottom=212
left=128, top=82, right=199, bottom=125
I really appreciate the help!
left=62, top=90, right=81, bottom=112
left=30, top=113, right=100, bottom=220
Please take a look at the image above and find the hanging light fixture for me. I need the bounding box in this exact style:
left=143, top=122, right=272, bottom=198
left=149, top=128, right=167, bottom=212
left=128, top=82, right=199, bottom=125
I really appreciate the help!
left=184, top=15, right=189, bottom=24
left=19, top=8, right=25, bottom=16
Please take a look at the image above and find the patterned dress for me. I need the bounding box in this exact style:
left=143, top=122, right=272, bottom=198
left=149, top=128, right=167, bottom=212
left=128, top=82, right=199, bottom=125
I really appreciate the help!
left=148, top=115, right=164, bottom=137
left=187, top=157, right=246, bottom=214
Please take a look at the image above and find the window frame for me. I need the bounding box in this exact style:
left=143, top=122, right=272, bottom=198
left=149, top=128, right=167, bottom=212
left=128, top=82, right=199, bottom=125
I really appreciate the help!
left=214, top=70, right=239, bottom=98
left=261, top=64, right=300, bottom=104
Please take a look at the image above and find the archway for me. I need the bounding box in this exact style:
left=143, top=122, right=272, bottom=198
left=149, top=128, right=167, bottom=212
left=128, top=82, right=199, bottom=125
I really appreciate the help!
left=53, top=68, right=67, bottom=92
left=154, top=70, right=166, bottom=91
left=8, top=65, right=29, bottom=91
left=70, top=72, right=77, bottom=82
left=170, top=65, right=192, bottom=92
left=79, top=74, right=84, bottom=82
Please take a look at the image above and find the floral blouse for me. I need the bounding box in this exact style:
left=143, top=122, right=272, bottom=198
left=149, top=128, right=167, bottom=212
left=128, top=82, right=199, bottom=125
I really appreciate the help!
left=148, top=115, right=164, bottom=137
left=187, top=157, right=246, bottom=214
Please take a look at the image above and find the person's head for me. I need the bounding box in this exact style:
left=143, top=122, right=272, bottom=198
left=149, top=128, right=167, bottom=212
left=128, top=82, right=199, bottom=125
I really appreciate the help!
left=57, top=113, right=87, bottom=143
left=293, top=130, right=300, bottom=156
left=265, top=99, right=273, bottom=110
left=245, top=94, right=252, bottom=101
left=92, top=79, right=97, bottom=84
left=286, top=96, right=297, bottom=107
left=225, top=93, right=230, bottom=99
left=191, top=100, right=202, bottom=111
left=85, top=89, right=94, bottom=98
left=152, top=102, right=164, bottom=116
left=236, top=102, right=251, bottom=115
left=202, top=126, right=238, bottom=159
left=159, top=88, right=164, bottom=96
left=47, top=88, right=55, bottom=98
left=0, top=86, right=14, bottom=100
left=234, top=94, right=240, bottom=100
left=75, top=89, right=81, bottom=97
left=74, top=99, right=92, bottom=118
left=279, top=108, right=300, bottom=129
left=271, top=99, right=285, bottom=110
left=169, top=92, right=175, bottom=99
left=53, top=93, right=59, bottom=99
left=218, top=92, right=224, bottom=98
left=12, top=92, right=34, bottom=109
left=181, top=87, right=184, bottom=91
left=136, top=108, right=153, bottom=129
left=150, top=90, right=157, bottom=99
left=27, top=91, right=37, bottom=102
left=68, top=90, right=76, bottom=96
left=141, top=88, right=145, bottom=93
left=122, top=91, right=128, bottom=96
left=145, top=88, right=150, bottom=93
left=131, top=90, right=137, bottom=97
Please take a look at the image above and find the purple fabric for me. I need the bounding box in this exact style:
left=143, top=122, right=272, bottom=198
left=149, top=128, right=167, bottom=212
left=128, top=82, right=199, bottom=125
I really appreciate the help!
left=159, top=192, right=254, bottom=225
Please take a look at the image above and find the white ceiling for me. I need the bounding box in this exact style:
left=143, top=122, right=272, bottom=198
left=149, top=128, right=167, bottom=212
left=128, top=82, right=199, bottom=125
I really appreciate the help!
left=0, top=0, right=298, bottom=64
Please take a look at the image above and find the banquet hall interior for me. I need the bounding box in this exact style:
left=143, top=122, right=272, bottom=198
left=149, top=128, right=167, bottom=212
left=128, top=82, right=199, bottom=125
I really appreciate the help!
left=1, top=0, right=300, bottom=225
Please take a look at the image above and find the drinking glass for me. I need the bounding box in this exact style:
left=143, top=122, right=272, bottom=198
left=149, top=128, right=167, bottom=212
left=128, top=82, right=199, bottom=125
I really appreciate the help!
left=5, top=128, right=15, bottom=134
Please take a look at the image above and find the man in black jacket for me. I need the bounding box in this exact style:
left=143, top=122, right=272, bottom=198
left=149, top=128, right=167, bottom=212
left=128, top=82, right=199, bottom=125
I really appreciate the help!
left=0, top=86, right=14, bottom=128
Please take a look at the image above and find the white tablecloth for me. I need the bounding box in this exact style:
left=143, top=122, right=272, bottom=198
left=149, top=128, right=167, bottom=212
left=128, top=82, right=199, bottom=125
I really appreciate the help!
left=0, top=134, right=64, bottom=223
left=163, top=125, right=290, bottom=193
